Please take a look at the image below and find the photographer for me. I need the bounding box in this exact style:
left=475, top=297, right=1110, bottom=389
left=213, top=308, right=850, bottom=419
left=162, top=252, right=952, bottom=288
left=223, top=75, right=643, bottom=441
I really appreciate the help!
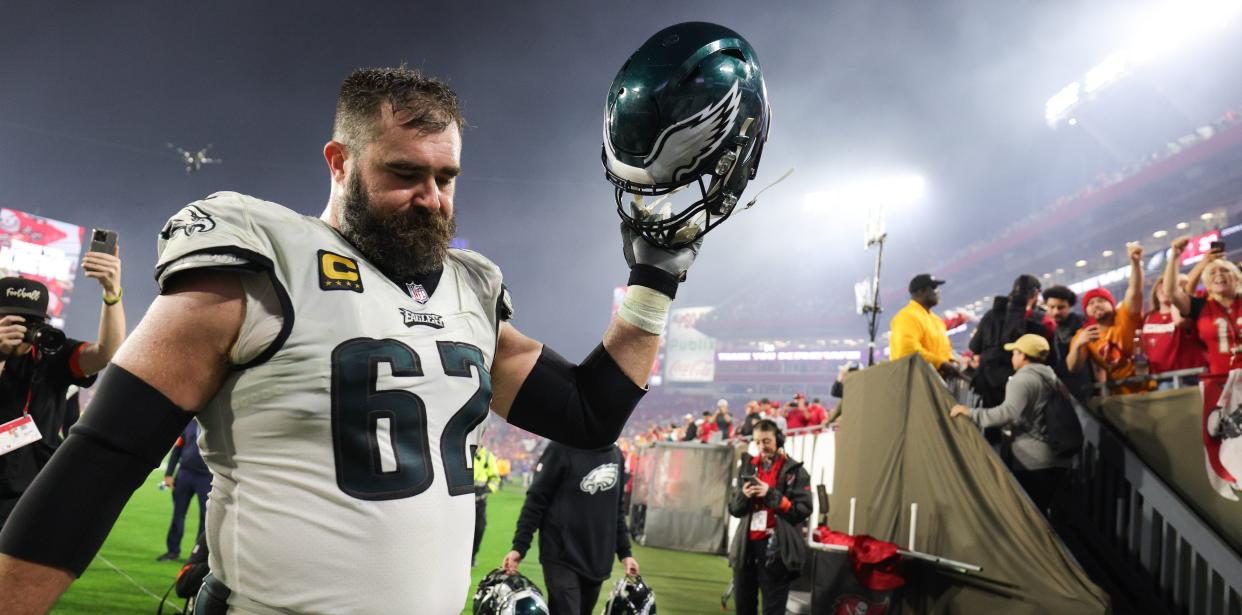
left=0, top=246, right=125, bottom=528
left=727, top=420, right=811, bottom=615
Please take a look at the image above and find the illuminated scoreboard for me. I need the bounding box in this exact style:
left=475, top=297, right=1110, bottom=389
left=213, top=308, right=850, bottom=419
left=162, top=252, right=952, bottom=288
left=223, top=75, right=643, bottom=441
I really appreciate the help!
left=0, top=208, right=85, bottom=327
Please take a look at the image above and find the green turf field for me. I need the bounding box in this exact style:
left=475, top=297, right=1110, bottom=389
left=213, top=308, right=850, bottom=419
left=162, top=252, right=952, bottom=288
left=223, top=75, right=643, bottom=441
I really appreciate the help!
left=52, top=471, right=736, bottom=614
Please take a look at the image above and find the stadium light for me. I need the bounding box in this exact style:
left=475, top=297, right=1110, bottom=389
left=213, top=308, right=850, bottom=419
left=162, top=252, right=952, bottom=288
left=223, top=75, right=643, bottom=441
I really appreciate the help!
left=1202, top=212, right=1215, bottom=220
left=1153, top=230, right=1168, bottom=238
left=1102, top=250, right=1114, bottom=257
left=1075, top=260, right=1088, bottom=267
left=1176, top=221, right=1189, bottom=229
left=1043, top=273, right=1052, bottom=279
left=1056, top=268, right=1065, bottom=274
left=1044, top=0, right=1242, bottom=129
left=1045, top=82, right=1081, bottom=128
left=1083, top=52, right=1129, bottom=94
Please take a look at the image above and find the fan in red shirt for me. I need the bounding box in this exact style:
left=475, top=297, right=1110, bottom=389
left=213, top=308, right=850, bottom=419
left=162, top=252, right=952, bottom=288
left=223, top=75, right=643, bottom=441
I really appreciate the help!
left=1141, top=272, right=1208, bottom=378
left=805, top=397, right=828, bottom=427
left=1167, top=236, right=1239, bottom=492
left=785, top=395, right=810, bottom=430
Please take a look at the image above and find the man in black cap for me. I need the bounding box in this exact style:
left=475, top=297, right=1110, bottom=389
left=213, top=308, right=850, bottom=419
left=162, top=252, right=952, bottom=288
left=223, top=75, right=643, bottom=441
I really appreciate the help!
left=889, top=273, right=960, bottom=378
left=0, top=246, right=126, bottom=528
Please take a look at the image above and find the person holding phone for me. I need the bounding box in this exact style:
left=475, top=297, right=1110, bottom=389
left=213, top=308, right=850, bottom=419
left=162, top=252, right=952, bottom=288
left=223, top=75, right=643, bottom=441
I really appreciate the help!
left=1066, top=243, right=1154, bottom=395
left=0, top=236, right=125, bottom=528
left=727, top=420, right=811, bottom=615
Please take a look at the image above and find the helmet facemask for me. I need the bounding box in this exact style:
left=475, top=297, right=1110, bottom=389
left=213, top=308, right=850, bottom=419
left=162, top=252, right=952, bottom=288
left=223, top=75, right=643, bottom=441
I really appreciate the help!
left=612, top=115, right=765, bottom=248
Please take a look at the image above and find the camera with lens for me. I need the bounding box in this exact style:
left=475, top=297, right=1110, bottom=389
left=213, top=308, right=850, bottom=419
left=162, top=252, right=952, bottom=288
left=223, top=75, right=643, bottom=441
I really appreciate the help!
left=23, top=319, right=67, bottom=355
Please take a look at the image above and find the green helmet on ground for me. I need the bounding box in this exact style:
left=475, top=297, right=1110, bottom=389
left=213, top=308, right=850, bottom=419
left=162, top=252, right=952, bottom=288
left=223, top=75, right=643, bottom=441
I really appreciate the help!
left=603, top=22, right=771, bottom=248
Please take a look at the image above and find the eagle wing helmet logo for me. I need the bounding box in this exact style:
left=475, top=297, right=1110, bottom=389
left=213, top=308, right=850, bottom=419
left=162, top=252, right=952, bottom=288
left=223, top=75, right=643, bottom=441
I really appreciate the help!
left=579, top=463, right=620, bottom=495
left=161, top=205, right=217, bottom=239
left=605, top=80, right=741, bottom=186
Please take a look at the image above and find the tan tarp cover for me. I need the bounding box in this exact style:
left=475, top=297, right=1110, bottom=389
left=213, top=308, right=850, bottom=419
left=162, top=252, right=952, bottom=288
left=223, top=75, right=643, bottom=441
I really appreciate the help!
left=829, top=355, right=1109, bottom=613
left=1096, top=387, right=1242, bottom=554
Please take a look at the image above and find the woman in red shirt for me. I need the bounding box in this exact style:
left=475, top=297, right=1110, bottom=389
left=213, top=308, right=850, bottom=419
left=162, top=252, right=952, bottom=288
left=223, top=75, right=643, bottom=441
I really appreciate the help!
left=1167, top=237, right=1239, bottom=492
left=1142, top=271, right=1207, bottom=382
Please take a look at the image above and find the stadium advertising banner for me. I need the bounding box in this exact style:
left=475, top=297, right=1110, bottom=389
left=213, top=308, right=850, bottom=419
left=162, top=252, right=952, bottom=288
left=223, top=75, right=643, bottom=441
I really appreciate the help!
left=0, top=208, right=85, bottom=327
left=665, top=307, right=716, bottom=383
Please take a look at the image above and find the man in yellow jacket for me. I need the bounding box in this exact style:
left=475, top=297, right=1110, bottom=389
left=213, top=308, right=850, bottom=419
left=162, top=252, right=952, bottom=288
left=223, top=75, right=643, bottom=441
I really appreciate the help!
left=890, top=273, right=962, bottom=379
left=472, top=441, right=501, bottom=567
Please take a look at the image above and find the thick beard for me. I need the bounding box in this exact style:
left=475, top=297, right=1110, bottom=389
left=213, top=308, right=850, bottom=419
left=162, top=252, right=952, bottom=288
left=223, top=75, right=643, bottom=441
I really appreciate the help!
left=338, top=172, right=456, bottom=278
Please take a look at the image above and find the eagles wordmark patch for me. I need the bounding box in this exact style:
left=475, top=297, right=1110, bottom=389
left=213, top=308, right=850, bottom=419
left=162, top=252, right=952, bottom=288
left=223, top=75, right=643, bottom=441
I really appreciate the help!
left=318, top=250, right=363, bottom=293
left=399, top=308, right=444, bottom=329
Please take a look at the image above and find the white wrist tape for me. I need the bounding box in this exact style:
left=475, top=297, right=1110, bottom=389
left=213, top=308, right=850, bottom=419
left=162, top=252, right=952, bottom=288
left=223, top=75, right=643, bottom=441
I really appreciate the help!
left=616, top=285, right=672, bottom=334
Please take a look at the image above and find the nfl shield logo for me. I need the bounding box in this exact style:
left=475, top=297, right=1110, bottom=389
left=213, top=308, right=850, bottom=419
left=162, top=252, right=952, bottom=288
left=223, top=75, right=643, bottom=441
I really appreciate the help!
left=407, top=283, right=430, bottom=304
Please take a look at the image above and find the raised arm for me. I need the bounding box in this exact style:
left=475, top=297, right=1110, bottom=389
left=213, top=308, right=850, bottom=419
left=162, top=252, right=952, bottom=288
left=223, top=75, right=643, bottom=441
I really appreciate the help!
left=1122, top=243, right=1144, bottom=316
left=75, top=249, right=126, bottom=376
left=0, top=270, right=243, bottom=615
left=490, top=223, right=699, bottom=449
left=1167, top=236, right=1193, bottom=315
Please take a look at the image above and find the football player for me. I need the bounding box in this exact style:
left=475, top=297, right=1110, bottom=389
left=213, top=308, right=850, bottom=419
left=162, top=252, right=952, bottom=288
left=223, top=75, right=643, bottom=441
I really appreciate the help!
left=0, top=20, right=770, bottom=614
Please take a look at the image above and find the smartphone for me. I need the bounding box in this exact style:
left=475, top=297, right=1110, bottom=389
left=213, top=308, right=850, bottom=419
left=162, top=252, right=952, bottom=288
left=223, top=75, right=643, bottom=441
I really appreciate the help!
left=745, top=476, right=762, bottom=486
left=1211, top=240, right=1226, bottom=253
left=88, top=228, right=118, bottom=255
left=1084, top=316, right=1097, bottom=328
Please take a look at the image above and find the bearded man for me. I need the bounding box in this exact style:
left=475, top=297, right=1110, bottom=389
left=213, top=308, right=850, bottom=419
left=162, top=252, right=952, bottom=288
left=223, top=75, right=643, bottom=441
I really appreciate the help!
left=0, top=66, right=701, bottom=614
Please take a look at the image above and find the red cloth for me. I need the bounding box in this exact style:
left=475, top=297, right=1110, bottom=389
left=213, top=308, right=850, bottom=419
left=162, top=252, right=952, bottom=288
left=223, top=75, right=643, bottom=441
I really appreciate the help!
left=811, top=529, right=905, bottom=590
left=850, top=535, right=905, bottom=591
left=748, top=454, right=785, bottom=541
left=1142, top=311, right=1207, bottom=374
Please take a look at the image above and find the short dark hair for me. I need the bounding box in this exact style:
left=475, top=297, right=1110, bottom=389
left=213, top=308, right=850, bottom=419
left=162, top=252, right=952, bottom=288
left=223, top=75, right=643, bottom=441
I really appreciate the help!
left=753, top=419, right=781, bottom=435
left=1043, top=285, right=1077, bottom=306
left=334, top=66, right=466, bottom=148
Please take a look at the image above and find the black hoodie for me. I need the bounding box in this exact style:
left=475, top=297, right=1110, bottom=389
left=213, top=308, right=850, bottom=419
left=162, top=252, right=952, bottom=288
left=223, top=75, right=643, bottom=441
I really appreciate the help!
left=511, top=443, right=632, bottom=581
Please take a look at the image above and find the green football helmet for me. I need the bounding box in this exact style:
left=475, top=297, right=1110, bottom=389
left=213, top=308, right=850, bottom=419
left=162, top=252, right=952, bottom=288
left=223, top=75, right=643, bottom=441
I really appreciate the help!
left=603, top=22, right=771, bottom=248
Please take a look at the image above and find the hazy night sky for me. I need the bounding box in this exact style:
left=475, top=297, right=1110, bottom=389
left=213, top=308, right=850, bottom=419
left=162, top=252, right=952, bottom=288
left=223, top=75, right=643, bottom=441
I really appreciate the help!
left=3, top=1, right=1240, bottom=355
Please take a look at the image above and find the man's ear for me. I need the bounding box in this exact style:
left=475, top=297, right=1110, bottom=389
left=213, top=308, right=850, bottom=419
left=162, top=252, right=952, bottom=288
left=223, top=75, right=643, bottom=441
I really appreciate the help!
left=324, top=140, right=349, bottom=184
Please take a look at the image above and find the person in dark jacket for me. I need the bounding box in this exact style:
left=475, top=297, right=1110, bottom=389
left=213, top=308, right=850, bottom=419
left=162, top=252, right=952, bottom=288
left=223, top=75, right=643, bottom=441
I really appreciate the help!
left=157, top=419, right=211, bottom=562
left=728, top=419, right=812, bottom=615
left=1043, top=285, right=1094, bottom=402
left=970, top=274, right=1056, bottom=409
left=503, top=442, right=638, bottom=615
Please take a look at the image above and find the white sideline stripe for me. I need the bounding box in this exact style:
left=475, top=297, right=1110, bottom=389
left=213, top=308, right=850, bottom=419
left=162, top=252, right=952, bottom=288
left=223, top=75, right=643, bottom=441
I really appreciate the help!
left=96, top=555, right=164, bottom=602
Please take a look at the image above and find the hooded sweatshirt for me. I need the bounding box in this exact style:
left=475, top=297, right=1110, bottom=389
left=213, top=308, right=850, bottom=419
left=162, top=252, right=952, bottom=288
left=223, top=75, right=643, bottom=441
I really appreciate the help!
left=970, top=363, right=1070, bottom=470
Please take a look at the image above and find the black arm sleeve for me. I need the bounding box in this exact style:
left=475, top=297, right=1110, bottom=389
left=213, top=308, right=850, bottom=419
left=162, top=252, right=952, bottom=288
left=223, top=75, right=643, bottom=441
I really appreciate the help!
left=0, top=366, right=193, bottom=576
left=615, top=462, right=633, bottom=561
left=511, top=446, right=562, bottom=558
left=507, top=345, right=646, bottom=449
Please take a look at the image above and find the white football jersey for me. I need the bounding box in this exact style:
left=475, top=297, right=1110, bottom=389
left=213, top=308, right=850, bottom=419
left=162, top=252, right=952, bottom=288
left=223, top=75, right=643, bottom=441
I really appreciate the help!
left=156, top=192, right=508, bottom=614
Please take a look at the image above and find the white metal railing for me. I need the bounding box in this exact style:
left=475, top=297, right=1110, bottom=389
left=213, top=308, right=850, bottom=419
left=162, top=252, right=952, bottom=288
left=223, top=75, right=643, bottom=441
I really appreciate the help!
left=1071, top=406, right=1242, bottom=614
